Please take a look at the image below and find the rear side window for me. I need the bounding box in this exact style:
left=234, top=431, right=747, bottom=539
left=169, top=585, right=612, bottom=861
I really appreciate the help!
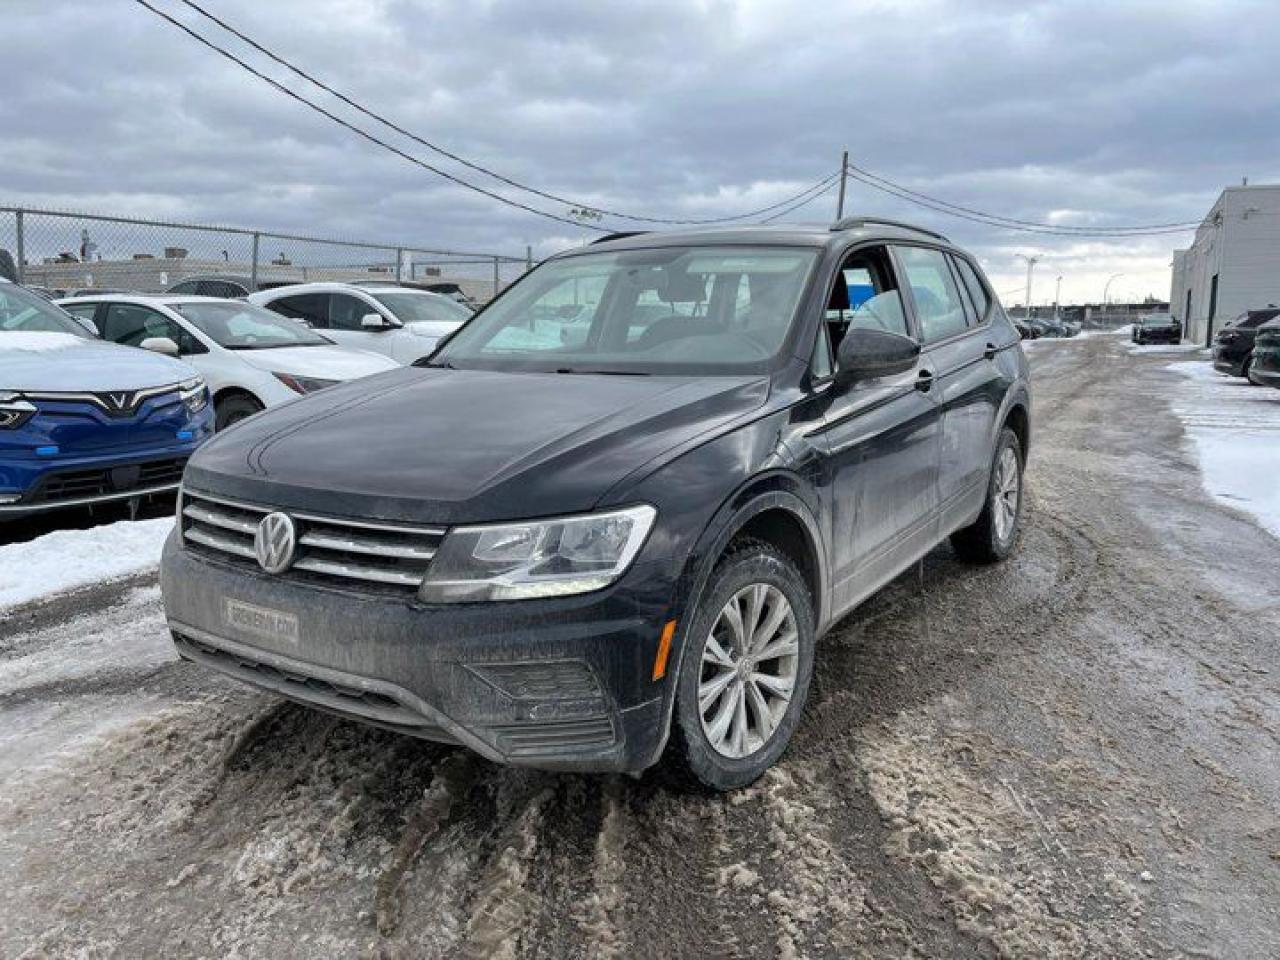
left=197, top=280, right=248, bottom=298
left=951, top=256, right=992, bottom=325
left=168, top=280, right=200, bottom=295
left=267, top=293, right=328, bottom=327
left=893, top=246, right=970, bottom=343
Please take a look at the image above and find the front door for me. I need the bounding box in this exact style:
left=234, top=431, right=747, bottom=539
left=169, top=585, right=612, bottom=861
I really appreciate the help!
left=809, top=245, right=942, bottom=616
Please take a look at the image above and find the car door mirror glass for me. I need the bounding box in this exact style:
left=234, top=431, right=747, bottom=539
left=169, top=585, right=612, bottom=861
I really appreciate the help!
left=139, top=336, right=181, bottom=357
left=836, top=328, right=920, bottom=384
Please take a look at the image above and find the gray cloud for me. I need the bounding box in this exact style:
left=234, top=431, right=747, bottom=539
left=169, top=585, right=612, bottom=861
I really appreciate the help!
left=3, top=0, right=1277, bottom=301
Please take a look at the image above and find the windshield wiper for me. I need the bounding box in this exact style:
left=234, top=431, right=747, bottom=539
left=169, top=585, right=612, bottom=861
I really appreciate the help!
left=554, top=367, right=651, bottom=376
left=413, top=358, right=455, bottom=369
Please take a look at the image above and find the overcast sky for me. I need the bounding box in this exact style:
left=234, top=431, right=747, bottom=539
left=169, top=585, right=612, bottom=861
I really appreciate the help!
left=4, top=0, right=1278, bottom=303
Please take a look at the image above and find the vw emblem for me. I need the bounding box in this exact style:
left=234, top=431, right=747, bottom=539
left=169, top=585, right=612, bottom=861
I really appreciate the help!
left=254, top=512, right=296, bottom=574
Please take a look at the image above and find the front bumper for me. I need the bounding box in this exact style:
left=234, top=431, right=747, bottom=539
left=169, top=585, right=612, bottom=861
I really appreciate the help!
left=1134, top=329, right=1180, bottom=344
left=1212, top=346, right=1247, bottom=376
left=1248, top=359, right=1280, bottom=387
left=0, top=446, right=202, bottom=516
left=161, top=531, right=680, bottom=773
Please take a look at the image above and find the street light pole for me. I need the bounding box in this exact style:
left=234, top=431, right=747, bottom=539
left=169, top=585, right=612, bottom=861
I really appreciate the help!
left=1016, top=254, right=1041, bottom=323
left=1054, top=275, right=1063, bottom=321
left=1103, top=273, right=1124, bottom=306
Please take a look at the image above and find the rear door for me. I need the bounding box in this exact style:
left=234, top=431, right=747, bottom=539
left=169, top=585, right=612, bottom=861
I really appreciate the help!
left=892, top=245, right=1005, bottom=534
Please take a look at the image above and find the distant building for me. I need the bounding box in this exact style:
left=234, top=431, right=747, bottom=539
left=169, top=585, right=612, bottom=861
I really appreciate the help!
left=1171, top=184, right=1280, bottom=346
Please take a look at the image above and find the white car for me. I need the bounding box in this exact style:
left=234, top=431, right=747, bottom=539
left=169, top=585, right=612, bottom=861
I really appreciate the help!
left=56, top=295, right=399, bottom=430
left=247, top=282, right=471, bottom=364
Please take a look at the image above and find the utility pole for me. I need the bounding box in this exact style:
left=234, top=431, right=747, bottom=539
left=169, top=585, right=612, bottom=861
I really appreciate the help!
left=1016, top=254, right=1040, bottom=323
left=1054, top=275, right=1063, bottom=321
left=835, top=149, right=849, bottom=220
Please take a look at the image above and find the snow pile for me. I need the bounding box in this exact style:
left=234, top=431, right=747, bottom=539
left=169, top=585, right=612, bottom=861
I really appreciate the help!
left=1167, top=361, right=1280, bottom=538
left=1127, top=341, right=1205, bottom=355
left=0, top=517, right=174, bottom=609
left=0, top=331, right=86, bottom=352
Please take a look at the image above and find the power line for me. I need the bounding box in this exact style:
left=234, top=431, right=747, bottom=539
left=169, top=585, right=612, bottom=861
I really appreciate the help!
left=760, top=173, right=842, bottom=223
left=163, top=0, right=838, bottom=227
left=843, top=161, right=1208, bottom=237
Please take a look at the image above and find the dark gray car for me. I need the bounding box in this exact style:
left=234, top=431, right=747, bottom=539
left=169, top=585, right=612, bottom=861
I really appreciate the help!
left=161, top=218, right=1031, bottom=791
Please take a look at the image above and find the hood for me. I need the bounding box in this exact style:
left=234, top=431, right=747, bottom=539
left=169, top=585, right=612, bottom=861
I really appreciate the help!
left=236, top=345, right=399, bottom=380
left=187, top=365, right=769, bottom=523
left=0, top=331, right=197, bottom=391
left=406, top=319, right=463, bottom=340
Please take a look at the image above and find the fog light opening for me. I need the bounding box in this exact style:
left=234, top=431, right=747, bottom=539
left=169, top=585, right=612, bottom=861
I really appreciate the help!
left=652, top=619, right=677, bottom=681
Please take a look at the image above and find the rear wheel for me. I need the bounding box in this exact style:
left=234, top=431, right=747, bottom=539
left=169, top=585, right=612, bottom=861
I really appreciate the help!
left=215, top=393, right=263, bottom=431
left=951, top=427, right=1024, bottom=564
left=665, top=540, right=815, bottom=792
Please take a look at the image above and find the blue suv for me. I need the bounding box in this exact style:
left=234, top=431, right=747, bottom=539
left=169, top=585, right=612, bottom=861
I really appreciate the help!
left=1, top=280, right=214, bottom=518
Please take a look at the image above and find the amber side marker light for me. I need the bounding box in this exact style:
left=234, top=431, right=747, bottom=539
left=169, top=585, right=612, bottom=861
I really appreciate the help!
left=652, top=619, right=677, bottom=681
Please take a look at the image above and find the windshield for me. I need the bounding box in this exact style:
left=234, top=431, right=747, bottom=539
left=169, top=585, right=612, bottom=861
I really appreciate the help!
left=0, top=284, right=94, bottom=337
left=1140, top=313, right=1173, bottom=326
left=168, top=300, right=331, bottom=350
left=431, top=246, right=819, bottom=374
left=371, top=291, right=471, bottom=326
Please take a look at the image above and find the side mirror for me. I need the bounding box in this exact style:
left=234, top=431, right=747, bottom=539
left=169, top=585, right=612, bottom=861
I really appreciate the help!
left=836, top=328, right=920, bottom=383
left=361, top=312, right=397, bottom=330
left=140, top=336, right=181, bottom=357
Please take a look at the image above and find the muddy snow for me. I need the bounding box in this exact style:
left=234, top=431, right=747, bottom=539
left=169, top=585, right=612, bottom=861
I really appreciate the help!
left=1, top=336, right=1278, bottom=958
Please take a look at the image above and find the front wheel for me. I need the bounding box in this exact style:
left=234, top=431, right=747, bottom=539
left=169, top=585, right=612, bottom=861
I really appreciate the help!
left=951, top=426, right=1025, bottom=564
left=215, top=393, right=264, bottom=431
left=665, top=540, right=816, bottom=792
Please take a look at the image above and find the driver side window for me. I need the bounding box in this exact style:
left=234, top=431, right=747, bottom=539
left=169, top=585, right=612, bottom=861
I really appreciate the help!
left=101, top=303, right=202, bottom=354
left=818, top=247, right=910, bottom=371
left=330, top=294, right=377, bottom=331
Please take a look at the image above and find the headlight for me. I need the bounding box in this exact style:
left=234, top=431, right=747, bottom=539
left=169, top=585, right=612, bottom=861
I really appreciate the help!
left=418, top=504, right=657, bottom=602
left=273, top=372, right=339, bottom=394
left=178, top=377, right=208, bottom=415
left=0, top=391, right=37, bottom=430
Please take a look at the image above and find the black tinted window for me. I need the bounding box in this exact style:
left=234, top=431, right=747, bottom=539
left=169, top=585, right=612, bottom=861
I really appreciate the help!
left=101, top=303, right=202, bottom=353
left=198, top=280, right=248, bottom=298
left=952, top=256, right=992, bottom=324
left=268, top=293, right=328, bottom=327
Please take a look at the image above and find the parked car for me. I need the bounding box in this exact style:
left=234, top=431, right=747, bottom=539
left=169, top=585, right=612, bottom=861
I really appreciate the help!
left=0, top=279, right=212, bottom=517
left=1131, top=312, right=1181, bottom=344
left=1012, top=318, right=1038, bottom=340
left=354, top=279, right=476, bottom=311
left=56, top=295, right=399, bottom=431
left=1212, top=308, right=1280, bottom=379
left=248, top=282, right=471, bottom=363
left=1247, top=316, right=1280, bottom=388
left=162, top=219, right=1031, bottom=791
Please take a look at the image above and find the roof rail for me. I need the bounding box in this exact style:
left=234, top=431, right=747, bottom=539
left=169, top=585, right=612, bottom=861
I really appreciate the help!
left=830, top=217, right=948, bottom=241
left=591, top=231, right=649, bottom=245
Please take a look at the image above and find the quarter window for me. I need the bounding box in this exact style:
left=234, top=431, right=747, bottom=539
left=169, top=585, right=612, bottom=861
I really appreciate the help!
left=952, top=256, right=992, bottom=325
left=894, top=246, right=970, bottom=343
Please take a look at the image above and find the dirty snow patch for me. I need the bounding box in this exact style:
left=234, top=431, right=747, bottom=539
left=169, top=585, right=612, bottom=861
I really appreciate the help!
left=0, top=517, right=173, bottom=609
left=1167, top=361, right=1280, bottom=538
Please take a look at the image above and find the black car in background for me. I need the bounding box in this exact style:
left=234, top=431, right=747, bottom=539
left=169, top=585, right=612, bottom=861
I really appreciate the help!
left=1131, top=312, right=1181, bottom=344
left=1248, top=317, right=1280, bottom=388
left=1213, top=308, right=1280, bottom=379
left=161, top=219, right=1031, bottom=791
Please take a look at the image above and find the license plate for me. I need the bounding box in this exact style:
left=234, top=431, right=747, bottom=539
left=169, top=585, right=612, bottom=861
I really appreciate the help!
left=222, top=598, right=299, bottom=644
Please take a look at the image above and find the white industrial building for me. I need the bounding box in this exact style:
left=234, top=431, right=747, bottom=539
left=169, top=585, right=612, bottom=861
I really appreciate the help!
left=1171, top=183, right=1280, bottom=346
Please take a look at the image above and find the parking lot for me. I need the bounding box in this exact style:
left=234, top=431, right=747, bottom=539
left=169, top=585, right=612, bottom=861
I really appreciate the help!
left=2, top=332, right=1277, bottom=958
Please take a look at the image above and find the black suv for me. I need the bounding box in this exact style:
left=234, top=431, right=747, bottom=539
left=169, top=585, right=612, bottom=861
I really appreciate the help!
left=1213, top=308, right=1280, bottom=379
left=162, top=219, right=1031, bottom=791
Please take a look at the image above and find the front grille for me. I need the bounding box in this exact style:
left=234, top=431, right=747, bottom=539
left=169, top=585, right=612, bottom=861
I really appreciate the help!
left=27, top=456, right=187, bottom=504
left=491, top=718, right=617, bottom=757
left=180, top=490, right=446, bottom=593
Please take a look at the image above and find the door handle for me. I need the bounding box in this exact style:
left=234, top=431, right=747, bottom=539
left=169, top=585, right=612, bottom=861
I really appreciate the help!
left=915, top=369, right=935, bottom=392
left=984, top=342, right=998, bottom=360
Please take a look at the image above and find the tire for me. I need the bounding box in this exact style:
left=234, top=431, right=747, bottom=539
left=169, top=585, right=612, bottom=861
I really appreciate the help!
left=1243, top=356, right=1259, bottom=385
left=951, top=426, right=1024, bottom=564
left=215, top=393, right=263, bottom=431
left=664, top=539, right=816, bottom=792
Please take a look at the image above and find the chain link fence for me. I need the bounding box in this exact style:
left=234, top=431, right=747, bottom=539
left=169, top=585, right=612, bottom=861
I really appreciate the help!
left=0, top=206, right=531, bottom=303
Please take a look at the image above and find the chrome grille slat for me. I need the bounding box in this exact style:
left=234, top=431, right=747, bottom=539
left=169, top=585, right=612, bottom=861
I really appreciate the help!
left=298, top=529, right=436, bottom=560
left=180, top=490, right=444, bottom=593
left=183, top=502, right=259, bottom=535
left=292, top=556, right=425, bottom=586
left=185, top=525, right=257, bottom=559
